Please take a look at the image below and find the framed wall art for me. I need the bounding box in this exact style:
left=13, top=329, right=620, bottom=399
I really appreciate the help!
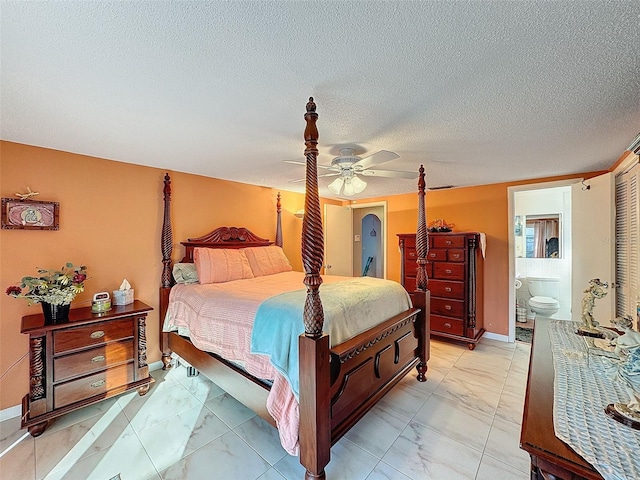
left=1, top=198, right=59, bottom=230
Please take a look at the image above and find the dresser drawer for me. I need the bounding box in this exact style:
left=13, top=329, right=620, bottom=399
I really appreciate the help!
left=427, top=250, right=446, bottom=261
left=447, top=249, right=465, bottom=262
left=433, top=263, right=465, bottom=280
left=429, top=279, right=464, bottom=300
left=53, top=340, right=134, bottom=382
left=431, top=315, right=465, bottom=336
left=431, top=298, right=464, bottom=318
left=405, top=258, right=417, bottom=276
left=54, top=363, right=135, bottom=409
left=433, top=235, right=465, bottom=249
left=53, top=318, right=134, bottom=354
left=404, top=276, right=416, bottom=292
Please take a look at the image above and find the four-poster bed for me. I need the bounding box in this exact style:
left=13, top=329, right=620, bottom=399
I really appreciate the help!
left=159, top=97, right=431, bottom=479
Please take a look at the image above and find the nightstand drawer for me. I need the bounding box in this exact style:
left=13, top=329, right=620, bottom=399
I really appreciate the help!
left=431, top=315, right=464, bottom=336
left=53, top=340, right=134, bottom=382
left=53, top=318, right=134, bottom=354
left=429, top=279, right=464, bottom=299
left=431, top=298, right=464, bottom=318
left=54, top=363, right=135, bottom=409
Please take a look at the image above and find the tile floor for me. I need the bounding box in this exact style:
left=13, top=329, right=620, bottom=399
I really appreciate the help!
left=0, top=338, right=532, bottom=479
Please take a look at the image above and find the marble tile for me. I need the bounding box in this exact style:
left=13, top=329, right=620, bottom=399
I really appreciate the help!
left=45, top=397, right=122, bottom=434
left=376, top=382, right=429, bottom=420
left=172, top=366, right=226, bottom=402
left=495, top=388, right=526, bottom=425
left=0, top=434, right=35, bottom=480
left=273, top=437, right=377, bottom=480
left=204, top=392, right=257, bottom=429
left=454, top=352, right=512, bottom=380
left=257, top=467, right=286, bottom=480
left=120, top=381, right=202, bottom=433
left=137, top=404, right=230, bottom=472
left=234, top=416, right=287, bottom=465
left=160, top=430, right=270, bottom=480
left=434, top=371, right=503, bottom=416
left=483, top=416, right=531, bottom=474
left=344, top=405, right=410, bottom=458
left=476, top=453, right=529, bottom=480
left=381, top=422, right=483, bottom=479
left=428, top=341, right=465, bottom=370
left=503, top=369, right=528, bottom=397
left=412, top=393, right=494, bottom=452
left=442, top=365, right=506, bottom=394
left=365, top=461, right=412, bottom=480
left=35, top=407, right=131, bottom=479
left=0, top=415, right=28, bottom=451
left=39, top=423, right=158, bottom=480
left=397, top=363, right=447, bottom=396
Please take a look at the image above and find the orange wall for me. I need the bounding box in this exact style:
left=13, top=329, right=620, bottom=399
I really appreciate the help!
left=0, top=139, right=608, bottom=411
left=0, top=141, right=312, bottom=410
left=358, top=170, right=607, bottom=337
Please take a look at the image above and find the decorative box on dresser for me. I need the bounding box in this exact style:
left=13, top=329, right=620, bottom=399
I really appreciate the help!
left=20, top=300, right=154, bottom=436
left=398, top=232, right=484, bottom=349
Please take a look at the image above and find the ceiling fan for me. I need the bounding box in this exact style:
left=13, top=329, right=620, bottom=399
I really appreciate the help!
left=286, top=148, right=418, bottom=196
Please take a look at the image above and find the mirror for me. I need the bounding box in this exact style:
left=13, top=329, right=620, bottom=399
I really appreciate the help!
left=515, top=214, right=561, bottom=258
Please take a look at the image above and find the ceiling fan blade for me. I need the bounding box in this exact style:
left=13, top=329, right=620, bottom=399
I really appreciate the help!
left=288, top=172, right=340, bottom=183
left=359, top=169, right=418, bottom=179
left=353, top=150, right=399, bottom=169
left=284, top=160, right=337, bottom=171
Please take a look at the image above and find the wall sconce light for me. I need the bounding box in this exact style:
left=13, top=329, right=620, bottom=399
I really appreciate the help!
left=294, top=209, right=305, bottom=219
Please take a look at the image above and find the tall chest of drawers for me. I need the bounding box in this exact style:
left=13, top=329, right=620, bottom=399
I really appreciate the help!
left=20, top=301, right=154, bottom=436
left=398, top=232, right=484, bottom=349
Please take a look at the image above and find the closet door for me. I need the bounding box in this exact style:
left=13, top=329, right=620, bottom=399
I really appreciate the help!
left=615, top=162, right=639, bottom=322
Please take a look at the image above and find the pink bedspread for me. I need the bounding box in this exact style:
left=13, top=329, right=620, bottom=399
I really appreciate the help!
left=165, top=271, right=411, bottom=455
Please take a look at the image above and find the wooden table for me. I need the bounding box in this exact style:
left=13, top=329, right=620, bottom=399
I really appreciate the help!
left=520, top=318, right=603, bottom=480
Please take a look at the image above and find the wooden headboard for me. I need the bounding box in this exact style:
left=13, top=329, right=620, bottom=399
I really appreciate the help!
left=179, top=226, right=273, bottom=262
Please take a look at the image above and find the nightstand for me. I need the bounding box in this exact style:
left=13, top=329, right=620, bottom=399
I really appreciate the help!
left=20, top=300, right=154, bottom=436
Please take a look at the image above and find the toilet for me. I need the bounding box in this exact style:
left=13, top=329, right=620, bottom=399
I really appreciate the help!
left=527, top=277, right=560, bottom=319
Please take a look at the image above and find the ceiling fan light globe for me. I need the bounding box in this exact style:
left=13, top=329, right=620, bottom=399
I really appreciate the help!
left=351, top=175, right=367, bottom=194
left=328, top=177, right=344, bottom=195
left=343, top=178, right=355, bottom=196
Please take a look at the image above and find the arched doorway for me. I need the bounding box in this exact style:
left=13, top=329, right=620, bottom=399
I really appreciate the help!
left=361, top=213, right=382, bottom=278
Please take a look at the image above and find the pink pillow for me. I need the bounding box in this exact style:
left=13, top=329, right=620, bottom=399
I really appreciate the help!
left=243, top=246, right=293, bottom=277
left=194, top=248, right=254, bottom=284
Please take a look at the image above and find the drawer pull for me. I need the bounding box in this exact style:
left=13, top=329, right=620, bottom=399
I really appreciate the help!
left=445, top=240, right=452, bottom=245
left=444, top=322, right=452, bottom=328
left=91, top=355, right=106, bottom=363
left=445, top=305, right=452, bottom=310
left=445, top=269, right=452, bottom=274
left=429, top=253, right=436, bottom=258
left=90, top=379, right=106, bottom=389
left=90, top=331, right=105, bottom=339
left=452, top=254, right=460, bottom=259
left=445, top=287, right=452, bottom=292
left=409, top=252, right=416, bottom=257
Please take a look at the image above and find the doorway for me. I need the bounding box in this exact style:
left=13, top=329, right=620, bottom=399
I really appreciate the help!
left=324, top=202, right=387, bottom=278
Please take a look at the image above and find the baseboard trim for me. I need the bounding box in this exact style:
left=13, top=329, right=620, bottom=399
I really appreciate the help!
left=0, top=360, right=166, bottom=422
left=483, top=331, right=510, bottom=343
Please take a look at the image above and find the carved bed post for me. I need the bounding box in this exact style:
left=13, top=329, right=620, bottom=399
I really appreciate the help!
left=413, top=165, right=430, bottom=382
left=275, top=192, right=283, bottom=248
left=160, top=173, right=174, bottom=370
left=298, top=97, right=331, bottom=480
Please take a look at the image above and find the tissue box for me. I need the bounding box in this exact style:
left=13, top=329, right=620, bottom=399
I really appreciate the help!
left=112, top=289, right=134, bottom=305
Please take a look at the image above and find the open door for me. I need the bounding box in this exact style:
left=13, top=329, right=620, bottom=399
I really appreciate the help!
left=571, top=172, right=615, bottom=326
left=324, top=204, right=353, bottom=276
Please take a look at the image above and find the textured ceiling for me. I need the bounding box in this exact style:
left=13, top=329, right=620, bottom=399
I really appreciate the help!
left=1, top=1, right=639, bottom=199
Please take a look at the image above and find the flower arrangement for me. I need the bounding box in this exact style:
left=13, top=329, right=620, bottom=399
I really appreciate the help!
left=6, top=263, right=88, bottom=306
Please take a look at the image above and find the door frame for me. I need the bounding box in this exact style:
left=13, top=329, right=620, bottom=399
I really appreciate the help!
left=507, top=179, right=578, bottom=343
left=324, top=201, right=388, bottom=278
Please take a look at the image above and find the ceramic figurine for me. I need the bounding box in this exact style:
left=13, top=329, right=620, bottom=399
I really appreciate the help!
left=604, top=316, right=640, bottom=429
left=576, top=278, right=608, bottom=338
